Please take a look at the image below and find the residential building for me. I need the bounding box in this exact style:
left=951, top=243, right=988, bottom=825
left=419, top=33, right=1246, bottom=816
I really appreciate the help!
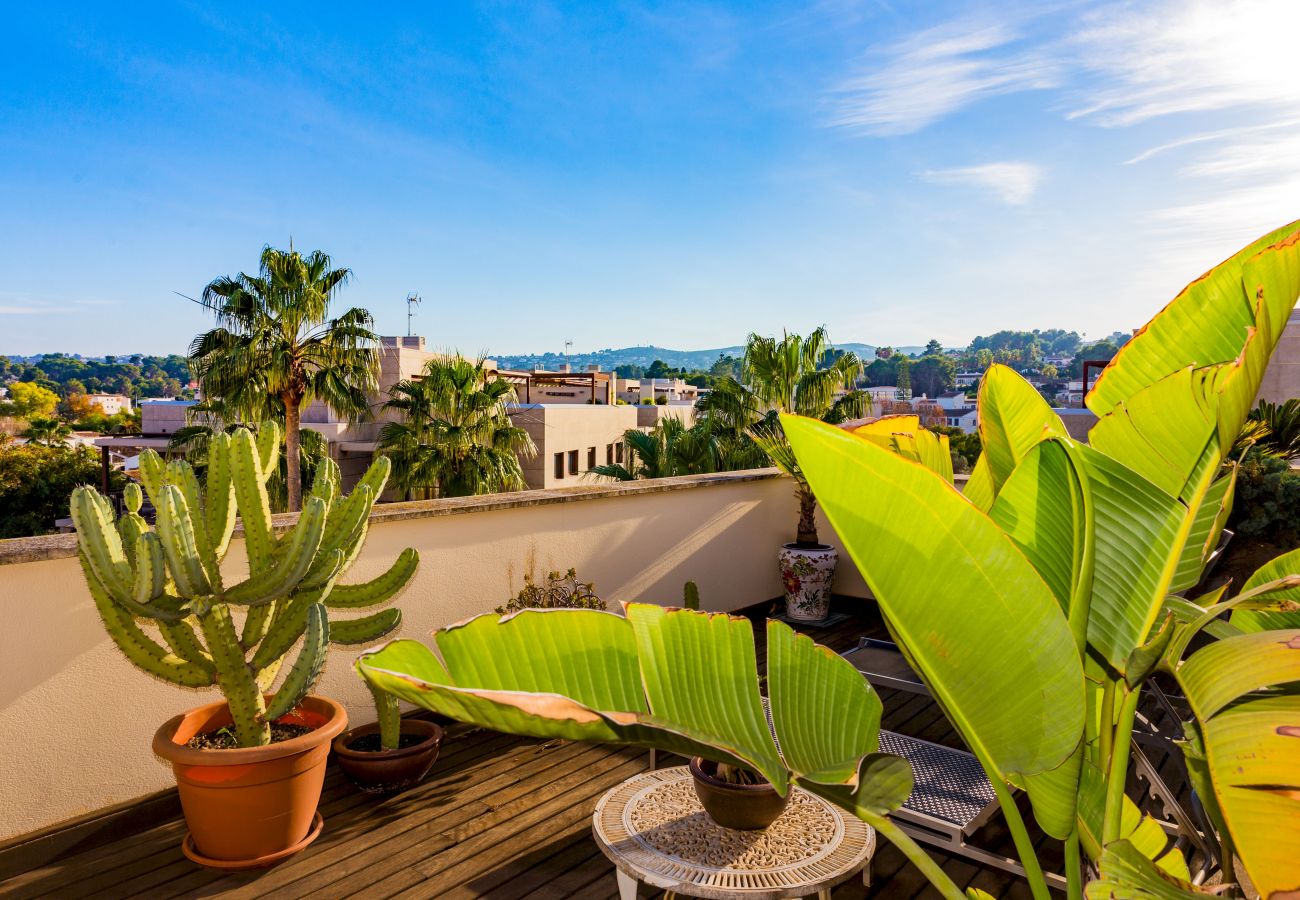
left=1257, top=309, right=1300, bottom=404
left=615, top=376, right=700, bottom=405
left=85, top=394, right=133, bottom=415
left=509, top=403, right=640, bottom=489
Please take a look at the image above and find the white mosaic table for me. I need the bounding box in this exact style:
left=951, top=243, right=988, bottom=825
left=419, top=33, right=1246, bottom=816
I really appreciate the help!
left=592, top=766, right=876, bottom=900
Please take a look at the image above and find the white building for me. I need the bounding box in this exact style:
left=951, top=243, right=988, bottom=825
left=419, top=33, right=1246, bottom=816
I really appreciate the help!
left=86, top=394, right=133, bottom=415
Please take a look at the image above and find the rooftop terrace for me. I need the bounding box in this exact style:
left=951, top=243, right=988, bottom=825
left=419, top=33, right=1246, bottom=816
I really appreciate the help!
left=0, top=607, right=1108, bottom=900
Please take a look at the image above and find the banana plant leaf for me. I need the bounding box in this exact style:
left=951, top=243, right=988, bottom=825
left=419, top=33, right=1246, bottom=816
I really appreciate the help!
left=783, top=413, right=1085, bottom=839
left=1176, top=630, right=1300, bottom=898
left=1231, top=546, right=1300, bottom=634
left=973, top=364, right=1068, bottom=506
left=850, top=417, right=953, bottom=483
left=357, top=605, right=913, bottom=816
left=1087, top=220, right=1300, bottom=427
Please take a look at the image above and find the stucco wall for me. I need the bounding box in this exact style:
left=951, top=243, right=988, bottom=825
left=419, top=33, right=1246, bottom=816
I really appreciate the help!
left=0, top=470, right=869, bottom=842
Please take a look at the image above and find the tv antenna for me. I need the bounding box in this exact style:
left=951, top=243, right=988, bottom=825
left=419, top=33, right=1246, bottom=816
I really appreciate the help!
left=406, top=293, right=422, bottom=337
left=564, top=339, right=573, bottom=361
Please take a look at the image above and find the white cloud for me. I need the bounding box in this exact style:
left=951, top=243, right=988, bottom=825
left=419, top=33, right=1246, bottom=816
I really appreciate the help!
left=1068, top=0, right=1300, bottom=127
left=0, top=305, right=52, bottom=315
left=828, top=21, right=1058, bottom=135
left=921, top=162, right=1044, bottom=205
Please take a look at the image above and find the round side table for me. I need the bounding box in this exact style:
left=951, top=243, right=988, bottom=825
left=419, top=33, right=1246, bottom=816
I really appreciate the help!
left=592, top=765, right=876, bottom=900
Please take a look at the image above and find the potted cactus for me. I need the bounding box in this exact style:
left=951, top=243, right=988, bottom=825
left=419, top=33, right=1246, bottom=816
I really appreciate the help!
left=332, top=678, right=444, bottom=794
left=70, top=423, right=419, bottom=868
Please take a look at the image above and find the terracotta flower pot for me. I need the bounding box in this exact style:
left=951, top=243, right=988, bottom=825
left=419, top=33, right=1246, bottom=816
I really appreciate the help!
left=152, top=694, right=347, bottom=867
left=778, top=542, right=838, bottom=621
left=333, top=720, right=444, bottom=794
left=688, top=757, right=789, bottom=830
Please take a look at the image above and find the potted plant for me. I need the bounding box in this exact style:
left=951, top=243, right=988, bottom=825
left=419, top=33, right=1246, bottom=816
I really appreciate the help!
left=495, top=567, right=605, bottom=613
left=332, top=679, right=443, bottom=794
left=70, top=423, right=418, bottom=868
left=688, top=758, right=789, bottom=829
left=738, top=328, right=866, bottom=621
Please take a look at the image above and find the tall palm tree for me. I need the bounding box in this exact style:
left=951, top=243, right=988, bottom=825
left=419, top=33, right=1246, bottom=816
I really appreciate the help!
left=378, top=356, right=535, bottom=498
left=740, top=327, right=865, bottom=545
left=189, top=245, right=378, bottom=511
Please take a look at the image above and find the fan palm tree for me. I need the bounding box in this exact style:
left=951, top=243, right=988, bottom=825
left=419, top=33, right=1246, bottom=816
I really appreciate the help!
left=589, top=418, right=719, bottom=481
left=378, top=355, right=535, bottom=498
left=740, top=327, right=865, bottom=545
left=168, top=419, right=328, bottom=512
left=23, top=416, right=72, bottom=446
left=188, top=245, right=378, bottom=511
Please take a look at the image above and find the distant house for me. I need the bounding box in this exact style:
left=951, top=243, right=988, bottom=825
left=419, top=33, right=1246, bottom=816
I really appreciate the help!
left=86, top=394, right=133, bottom=415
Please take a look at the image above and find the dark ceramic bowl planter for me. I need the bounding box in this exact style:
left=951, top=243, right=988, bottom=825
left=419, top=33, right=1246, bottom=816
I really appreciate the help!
left=333, top=719, right=444, bottom=793
left=689, top=757, right=790, bottom=830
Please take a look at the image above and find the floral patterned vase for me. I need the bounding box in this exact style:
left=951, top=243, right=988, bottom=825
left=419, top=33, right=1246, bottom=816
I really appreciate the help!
left=778, top=543, right=838, bottom=621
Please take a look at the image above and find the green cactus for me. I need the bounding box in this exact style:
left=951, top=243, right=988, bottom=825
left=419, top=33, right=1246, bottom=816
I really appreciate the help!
left=683, top=581, right=700, bottom=611
left=70, top=425, right=420, bottom=748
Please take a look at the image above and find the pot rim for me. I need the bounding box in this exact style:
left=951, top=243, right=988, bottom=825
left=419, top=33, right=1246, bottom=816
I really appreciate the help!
left=688, top=756, right=779, bottom=794
left=152, top=694, right=348, bottom=767
left=781, top=542, right=835, bottom=552
left=332, top=720, right=444, bottom=762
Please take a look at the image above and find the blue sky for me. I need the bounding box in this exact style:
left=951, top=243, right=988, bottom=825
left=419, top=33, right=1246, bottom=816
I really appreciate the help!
left=2, top=1, right=1298, bottom=356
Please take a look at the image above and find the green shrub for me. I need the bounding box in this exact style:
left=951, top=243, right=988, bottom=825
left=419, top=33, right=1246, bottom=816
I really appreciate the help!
left=0, top=438, right=124, bottom=537
left=654, top=395, right=668, bottom=406
left=1229, top=451, right=1300, bottom=544
left=496, top=568, right=605, bottom=614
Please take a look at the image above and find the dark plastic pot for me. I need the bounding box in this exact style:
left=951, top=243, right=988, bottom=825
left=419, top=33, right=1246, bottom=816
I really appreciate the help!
left=689, top=757, right=789, bottom=830
left=332, top=720, right=443, bottom=794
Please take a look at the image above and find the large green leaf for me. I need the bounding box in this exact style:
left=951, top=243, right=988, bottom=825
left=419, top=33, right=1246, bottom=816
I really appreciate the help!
left=1086, top=367, right=1218, bottom=500
left=356, top=606, right=907, bottom=811
left=1085, top=841, right=1206, bottom=899
left=1076, top=444, right=1187, bottom=673
left=1177, top=635, right=1300, bottom=900
left=1232, top=546, right=1300, bottom=633
left=784, top=413, right=1084, bottom=838
left=977, top=364, right=1068, bottom=501
left=1088, top=220, right=1300, bottom=423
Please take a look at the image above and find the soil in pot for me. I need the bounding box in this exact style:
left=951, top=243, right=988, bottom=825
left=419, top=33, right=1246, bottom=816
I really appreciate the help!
left=333, top=720, right=443, bottom=794
left=187, top=723, right=312, bottom=750
left=689, top=757, right=790, bottom=830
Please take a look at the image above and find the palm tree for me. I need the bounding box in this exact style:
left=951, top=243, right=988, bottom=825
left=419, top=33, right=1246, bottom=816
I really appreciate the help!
left=741, top=327, right=865, bottom=545
left=168, top=419, right=328, bottom=512
left=188, top=245, right=378, bottom=511
left=24, top=417, right=72, bottom=446
left=590, top=418, right=719, bottom=481
left=378, top=355, right=535, bottom=498
left=1249, top=398, right=1300, bottom=460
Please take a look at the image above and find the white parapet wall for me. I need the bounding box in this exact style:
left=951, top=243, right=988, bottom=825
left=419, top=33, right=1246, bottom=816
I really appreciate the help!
left=0, top=469, right=870, bottom=842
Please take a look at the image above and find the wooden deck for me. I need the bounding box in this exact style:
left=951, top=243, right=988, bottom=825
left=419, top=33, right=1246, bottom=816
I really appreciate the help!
left=0, top=603, right=1118, bottom=899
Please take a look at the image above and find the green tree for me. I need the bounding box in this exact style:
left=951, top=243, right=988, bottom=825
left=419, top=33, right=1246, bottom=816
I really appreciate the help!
left=924, top=338, right=943, bottom=355
left=894, top=356, right=912, bottom=401
left=975, top=348, right=994, bottom=370
left=1068, top=339, right=1119, bottom=377
left=910, top=354, right=956, bottom=397
left=4, top=381, right=60, bottom=419
left=709, top=354, right=741, bottom=379
left=1041, top=363, right=1060, bottom=380
left=189, top=245, right=379, bottom=511
left=590, top=419, right=718, bottom=481
left=1247, top=398, right=1300, bottom=460
left=645, top=359, right=675, bottom=379
left=378, top=355, right=535, bottom=499
left=742, top=327, right=865, bottom=545
left=23, top=417, right=72, bottom=445
left=0, top=438, right=122, bottom=537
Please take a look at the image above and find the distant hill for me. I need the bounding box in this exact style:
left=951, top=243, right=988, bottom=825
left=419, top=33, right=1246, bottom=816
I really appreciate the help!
left=495, top=343, right=928, bottom=372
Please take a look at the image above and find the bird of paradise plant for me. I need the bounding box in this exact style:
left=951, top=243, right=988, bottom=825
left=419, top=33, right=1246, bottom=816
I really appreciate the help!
left=356, top=221, right=1300, bottom=899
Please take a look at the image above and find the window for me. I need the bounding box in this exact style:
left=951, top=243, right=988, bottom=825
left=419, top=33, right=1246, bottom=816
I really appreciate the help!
left=568, top=450, right=579, bottom=475
left=616, top=443, right=625, bottom=464
left=587, top=447, right=596, bottom=469
left=606, top=443, right=614, bottom=464
left=554, top=452, right=565, bottom=480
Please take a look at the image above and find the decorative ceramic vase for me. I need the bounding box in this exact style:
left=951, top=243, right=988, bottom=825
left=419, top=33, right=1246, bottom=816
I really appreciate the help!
left=778, top=543, right=837, bottom=621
